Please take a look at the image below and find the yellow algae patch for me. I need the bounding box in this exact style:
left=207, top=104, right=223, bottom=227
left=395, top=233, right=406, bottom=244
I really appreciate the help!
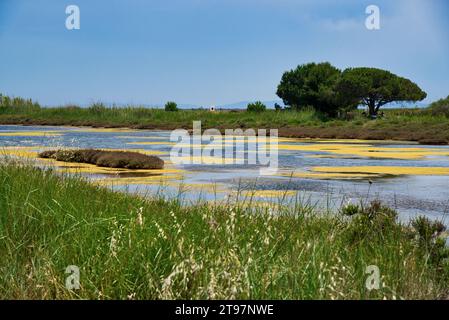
left=312, top=166, right=449, bottom=176
left=93, top=174, right=184, bottom=186
left=56, top=166, right=184, bottom=175
left=279, top=165, right=449, bottom=180
left=126, top=141, right=175, bottom=146
left=259, top=137, right=417, bottom=144
left=1, top=146, right=40, bottom=158
left=280, top=171, right=378, bottom=180
left=171, top=156, right=244, bottom=165
left=73, top=128, right=137, bottom=133
left=275, top=143, right=449, bottom=160
left=116, top=136, right=169, bottom=140
left=296, top=139, right=417, bottom=145
left=321, top=139, right=416, bottom=145
left=176, top=143, right=237, bottom=149
left=240, top=190, right=297, bottom=198
left=277, top=143, right=369, bottom=151
left=306, top=154, right=362, bottom=159
left=0, top=131, right=62, bottom=136
left=37, top=157, right=183, bottom=175
left=307, top=151, right=449, bottom=160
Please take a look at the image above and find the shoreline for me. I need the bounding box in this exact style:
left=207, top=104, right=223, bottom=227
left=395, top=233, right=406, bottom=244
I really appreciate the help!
left=0, top=119, right=447, bottom=145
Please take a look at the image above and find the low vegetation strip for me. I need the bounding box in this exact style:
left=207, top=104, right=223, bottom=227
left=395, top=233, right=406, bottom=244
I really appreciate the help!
left=0, top=162, right=447, bottom=299
left=38, top=149, right=164, bottom=170
left=1, top=69, right=449, bottom=144
left=1, top=105, right=449, bottom=144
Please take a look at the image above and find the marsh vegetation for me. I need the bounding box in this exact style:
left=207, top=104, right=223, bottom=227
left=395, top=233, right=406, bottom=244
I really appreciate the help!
left=1, top=102, right=449, bottom=144
left=38, top=149, right=164, bottom=170
left=0, top=161, right=448, bottom=299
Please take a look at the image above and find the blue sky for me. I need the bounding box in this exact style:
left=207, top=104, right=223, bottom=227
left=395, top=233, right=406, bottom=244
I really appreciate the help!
left=0, top=0, right=448, bottom=107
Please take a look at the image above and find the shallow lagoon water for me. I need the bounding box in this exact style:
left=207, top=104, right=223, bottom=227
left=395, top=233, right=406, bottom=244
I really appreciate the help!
left=1, top=125, right=449, bottom=223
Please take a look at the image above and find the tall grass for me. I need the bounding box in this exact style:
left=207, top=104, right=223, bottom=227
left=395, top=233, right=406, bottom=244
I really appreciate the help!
left=0, top=104, right=323, bottom=128
left=0, top=161, right=447, bottom=299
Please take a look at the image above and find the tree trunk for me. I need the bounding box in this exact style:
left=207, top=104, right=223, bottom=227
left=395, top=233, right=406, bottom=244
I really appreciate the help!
left=368, top=101, right=377, bottom=117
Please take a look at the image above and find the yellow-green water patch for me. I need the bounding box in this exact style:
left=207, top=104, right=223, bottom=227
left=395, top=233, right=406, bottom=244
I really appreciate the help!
left=312, top=166, right=449, bottom=176
left=93, top=174, right=184, bottom=186
left=276, top=143, right=449, bottom=160
left=280, top=171, right=379, bottom=180
left=171, top=155, right=244, bottom=165
left=1, top=146, right=39, bottom=158
left=73, top=127, right=137, bottom=133
left=0, top=131, right=62, bottom=136
left=126, top=141, right=176, bottom=146
left=116, top=136, right=170, bottom=140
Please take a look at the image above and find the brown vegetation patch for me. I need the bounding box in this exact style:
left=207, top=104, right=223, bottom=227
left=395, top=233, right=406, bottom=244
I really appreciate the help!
left=418, top=139, right=448, bottom=146
left=39, top=149, right=164, bottom=169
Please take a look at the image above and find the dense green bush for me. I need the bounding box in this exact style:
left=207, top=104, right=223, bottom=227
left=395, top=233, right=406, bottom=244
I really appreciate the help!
left=165, top=101, right=178, bottom=112
left=247, top=101, right=266, bottom=112
left=342, top=200, right=400, bottom=244
left=277, top=62, right=342, bottom=116
left=411, top=216, right=449, bottom=270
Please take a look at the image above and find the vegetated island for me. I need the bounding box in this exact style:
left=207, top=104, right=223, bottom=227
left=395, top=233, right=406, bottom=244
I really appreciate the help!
left=1, top=63, right=449, bottom=144
left=38, top=149, right=164, bottom=170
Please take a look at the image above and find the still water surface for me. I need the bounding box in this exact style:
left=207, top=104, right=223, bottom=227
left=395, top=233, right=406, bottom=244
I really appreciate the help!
left=1, top=125, right=448, bottom=223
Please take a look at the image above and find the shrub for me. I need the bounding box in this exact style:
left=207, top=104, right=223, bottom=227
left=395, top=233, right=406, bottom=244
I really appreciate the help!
left=247, top=101, right=266, bottom=112
left=165, top=101, right=178, bottom=112
left=411, top=216, right=446, bottom=246
left=429, top=95, right=449, bottom=117
left=411, top=216, right=449, bottom=269
left=343, top=200, right=399, bottom=244
left=340, top=203, right=360, bottom=216
left=39, top=149, right=164, bottom=169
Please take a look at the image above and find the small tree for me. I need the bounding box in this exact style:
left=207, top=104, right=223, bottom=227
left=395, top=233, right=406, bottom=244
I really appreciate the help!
left=336, top=67, right=427, bottom=117
left=247, top=101, right=266, bottom=112
left=277, top=62, right=341, bottom=116
left=165, top=101, right=178, bottom=112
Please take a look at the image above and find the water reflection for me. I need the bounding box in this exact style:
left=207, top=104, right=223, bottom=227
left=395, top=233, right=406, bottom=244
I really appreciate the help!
left=1, top=125, right=448, bottom=223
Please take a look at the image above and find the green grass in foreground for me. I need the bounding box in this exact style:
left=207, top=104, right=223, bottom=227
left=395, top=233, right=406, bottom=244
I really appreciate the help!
left=1, top=104, right=449, bottom=142
left=0, top=161, right=448, bottom=299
